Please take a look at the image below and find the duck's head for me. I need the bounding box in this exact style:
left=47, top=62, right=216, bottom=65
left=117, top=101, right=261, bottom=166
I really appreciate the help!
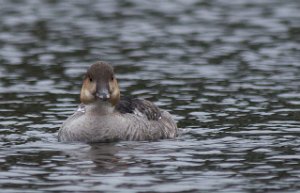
left=80, top=61, right=120, bottom=106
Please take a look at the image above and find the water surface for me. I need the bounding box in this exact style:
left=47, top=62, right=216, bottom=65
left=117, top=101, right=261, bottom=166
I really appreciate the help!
left=0, top=0, right=300, bottom=192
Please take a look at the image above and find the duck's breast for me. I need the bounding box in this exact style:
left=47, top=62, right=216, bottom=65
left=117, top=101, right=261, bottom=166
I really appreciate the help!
left=58, top=110, right=177, bottom=143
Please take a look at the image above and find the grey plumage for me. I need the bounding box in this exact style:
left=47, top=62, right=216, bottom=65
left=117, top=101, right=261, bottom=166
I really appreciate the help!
left=58, top=103, right=177, bottom=143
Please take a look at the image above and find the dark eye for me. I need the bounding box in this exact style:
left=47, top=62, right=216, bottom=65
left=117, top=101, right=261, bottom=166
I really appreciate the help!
left=89, top=77, right=93, bottom=82
left=111, top=76, right=114, bottom=81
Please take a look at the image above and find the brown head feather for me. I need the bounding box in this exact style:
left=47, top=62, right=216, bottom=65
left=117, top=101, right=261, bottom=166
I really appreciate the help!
left=80, top=61, right=120, bottom=106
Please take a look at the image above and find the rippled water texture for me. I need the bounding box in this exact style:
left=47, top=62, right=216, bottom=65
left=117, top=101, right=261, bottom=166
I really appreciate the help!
left=0, top=0, right=300, bottom=192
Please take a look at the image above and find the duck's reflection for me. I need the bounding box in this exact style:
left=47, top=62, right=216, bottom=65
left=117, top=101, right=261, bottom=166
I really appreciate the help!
left=88, top=143, right=130, bottom=172
left=62, top=142, right=142, bottom=173
left=61, top=140, right=180, bottom=174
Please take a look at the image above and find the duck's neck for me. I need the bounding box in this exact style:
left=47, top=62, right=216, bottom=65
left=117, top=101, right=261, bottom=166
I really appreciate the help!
left=84, top=101, right=115, bottom=115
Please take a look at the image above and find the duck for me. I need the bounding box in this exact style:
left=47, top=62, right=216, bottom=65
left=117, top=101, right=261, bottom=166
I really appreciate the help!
left=58, top=61, right=178, bottom=143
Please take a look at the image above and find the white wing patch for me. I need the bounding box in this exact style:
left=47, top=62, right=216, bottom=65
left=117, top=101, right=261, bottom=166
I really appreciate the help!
left=77, top=105, right=86, bottom=113
left=133, top=108, right=145, bottom=117
left=133, top=108, right=162, bottom=120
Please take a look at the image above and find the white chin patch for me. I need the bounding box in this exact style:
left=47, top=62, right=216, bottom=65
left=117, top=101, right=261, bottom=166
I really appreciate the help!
left=84, top=90, right=92, bottom=98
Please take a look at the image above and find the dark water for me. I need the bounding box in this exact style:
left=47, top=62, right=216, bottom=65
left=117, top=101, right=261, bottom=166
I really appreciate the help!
left=0, top=0, right=300, bottom=192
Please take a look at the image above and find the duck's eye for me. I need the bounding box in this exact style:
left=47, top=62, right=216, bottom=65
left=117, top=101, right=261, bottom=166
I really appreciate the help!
left=111, top=76, right=114, bottom=81
left=89, top=77, right=93, bottom=82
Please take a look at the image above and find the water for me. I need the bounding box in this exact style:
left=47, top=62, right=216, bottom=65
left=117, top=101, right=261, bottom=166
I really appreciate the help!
left=0, top=0, right=300, bottom=192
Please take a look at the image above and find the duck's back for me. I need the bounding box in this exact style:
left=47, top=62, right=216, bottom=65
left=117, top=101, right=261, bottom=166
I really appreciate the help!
left=58, top=98, right=177, bottom=142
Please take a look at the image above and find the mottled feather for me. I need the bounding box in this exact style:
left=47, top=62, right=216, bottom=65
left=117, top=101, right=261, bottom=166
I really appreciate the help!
left=116, top=96, right=162, bottom=120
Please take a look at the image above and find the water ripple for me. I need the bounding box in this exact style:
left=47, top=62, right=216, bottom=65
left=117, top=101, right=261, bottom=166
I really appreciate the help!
left=0, top=0, right=300, bottom=192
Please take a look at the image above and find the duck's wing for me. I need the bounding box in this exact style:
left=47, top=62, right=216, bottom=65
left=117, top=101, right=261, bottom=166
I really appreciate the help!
left=116, top=96, right=162, bottom=121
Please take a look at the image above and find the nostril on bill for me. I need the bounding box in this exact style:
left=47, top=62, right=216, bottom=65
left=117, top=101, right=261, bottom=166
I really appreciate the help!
left=96, top=92, right=110, bottom=101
